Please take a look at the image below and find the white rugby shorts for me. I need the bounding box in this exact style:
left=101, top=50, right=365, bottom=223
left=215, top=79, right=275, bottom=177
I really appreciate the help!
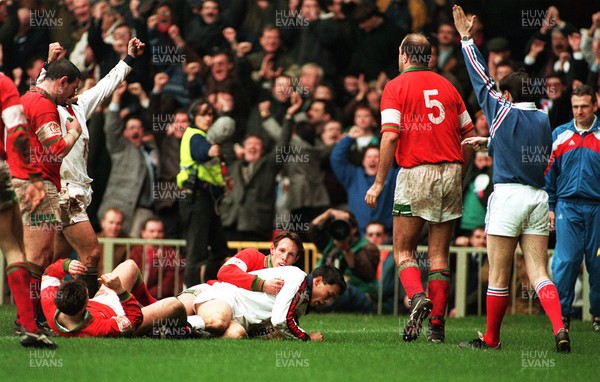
left=485, top=183, right=549, bottom=237
left=393, top=162, right=463, bottom=223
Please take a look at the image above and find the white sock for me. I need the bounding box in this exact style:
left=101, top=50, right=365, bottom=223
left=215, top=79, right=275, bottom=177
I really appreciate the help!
left=187, top=315, right=205, bottom=330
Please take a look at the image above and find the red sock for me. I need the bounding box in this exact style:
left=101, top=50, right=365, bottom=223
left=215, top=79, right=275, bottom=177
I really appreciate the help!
left=428, top=268, right=451, bottom=321
left=536, top=279, right=564, bottom=335
left=398, top=259, right=424, bottom=299
left=7, top=262, right=39, bottom=333
left=483, top=286, right=509, bottom=347
left=27, top=262, right=44, bottom=318
left=131, top=271, right=157, bottom=306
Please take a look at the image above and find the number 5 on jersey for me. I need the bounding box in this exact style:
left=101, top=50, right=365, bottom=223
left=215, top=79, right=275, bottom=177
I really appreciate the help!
left=423, top=89, right=446, bottom=124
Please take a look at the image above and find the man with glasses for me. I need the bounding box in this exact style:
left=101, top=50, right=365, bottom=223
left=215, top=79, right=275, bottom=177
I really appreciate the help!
left=365, top=220, right=390, bottom=279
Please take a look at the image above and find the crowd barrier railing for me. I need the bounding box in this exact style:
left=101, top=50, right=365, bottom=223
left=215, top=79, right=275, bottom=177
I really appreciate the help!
left=0, top=239, right=320, bottom=303
left=0, top=241, right=591, bottom=322
left=374, top=246, right=590, bottom=321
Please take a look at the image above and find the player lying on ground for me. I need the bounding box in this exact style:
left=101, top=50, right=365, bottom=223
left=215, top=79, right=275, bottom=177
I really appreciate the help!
left=214, top=230, right=303, bottom=294
left=178, top=265, right=346, bottom=341
left=41, top=259, right=186, bottom=337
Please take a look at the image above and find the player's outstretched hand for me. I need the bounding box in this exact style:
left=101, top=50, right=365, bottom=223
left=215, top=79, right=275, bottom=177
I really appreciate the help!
left=68, top=260, right=86, bottom=276
left=263, top=278, right=285, bottom=295
left=461, top=136, right=489, bottom=152
left=309, top=332, right=324, bottom=342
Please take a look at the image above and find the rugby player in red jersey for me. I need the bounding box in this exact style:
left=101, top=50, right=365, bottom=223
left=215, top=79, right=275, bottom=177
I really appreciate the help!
left=366, top=33, right=475, bottom=343
left=0, top=73, right=55, bottom=348
left=10, top=58, right=82, bottom=327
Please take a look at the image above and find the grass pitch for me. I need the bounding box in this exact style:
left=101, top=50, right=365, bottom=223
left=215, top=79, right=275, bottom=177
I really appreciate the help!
left=0, top=305, right=597, bottom=382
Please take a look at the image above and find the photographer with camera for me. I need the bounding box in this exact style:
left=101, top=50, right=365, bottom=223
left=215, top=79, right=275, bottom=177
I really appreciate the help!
left=310, top=209, right=379, bottom=313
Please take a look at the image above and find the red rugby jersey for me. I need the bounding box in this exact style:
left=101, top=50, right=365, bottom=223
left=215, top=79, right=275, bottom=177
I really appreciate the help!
left=380, top=67, right=473, bottom=168
left=0, top=74, right=25, bottom=160
left=41, top=259, right=143, bottom=338
left=0, top=74, right=42, bottom=176
left=216, top=248, right=272, bottom=291
left=10, top=89, right=66, bottom=188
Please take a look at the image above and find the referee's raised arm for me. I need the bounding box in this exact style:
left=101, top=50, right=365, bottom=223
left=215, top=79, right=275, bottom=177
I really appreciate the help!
left=454, top=5, right=507, bottom=130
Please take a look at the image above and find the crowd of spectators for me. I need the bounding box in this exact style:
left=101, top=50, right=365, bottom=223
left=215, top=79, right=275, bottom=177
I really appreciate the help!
left=2, top=0, right=599, bottom=302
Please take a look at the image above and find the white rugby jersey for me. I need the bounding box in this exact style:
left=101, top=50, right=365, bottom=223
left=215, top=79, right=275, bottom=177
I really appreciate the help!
left=37, top=60, right=133, bottom=205
left=200, top=266, right=312, bottom=340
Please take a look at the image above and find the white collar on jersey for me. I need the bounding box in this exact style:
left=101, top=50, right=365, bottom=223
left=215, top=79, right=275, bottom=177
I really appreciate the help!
left=512, top=102, right=538, bottom=110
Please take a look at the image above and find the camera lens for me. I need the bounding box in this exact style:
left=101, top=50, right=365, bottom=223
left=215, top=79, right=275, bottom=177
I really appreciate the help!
left=328, top=219, right=351, bottom=240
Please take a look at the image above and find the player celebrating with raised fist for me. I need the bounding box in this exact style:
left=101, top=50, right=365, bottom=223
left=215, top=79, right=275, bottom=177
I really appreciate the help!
left=365, top=33, right=475, bottom=343
left=44, top=38, right=146, bottom=295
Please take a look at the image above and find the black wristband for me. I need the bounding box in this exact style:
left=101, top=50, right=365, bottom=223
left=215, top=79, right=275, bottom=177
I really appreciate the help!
left=124, top=55, right=136, bottom=67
